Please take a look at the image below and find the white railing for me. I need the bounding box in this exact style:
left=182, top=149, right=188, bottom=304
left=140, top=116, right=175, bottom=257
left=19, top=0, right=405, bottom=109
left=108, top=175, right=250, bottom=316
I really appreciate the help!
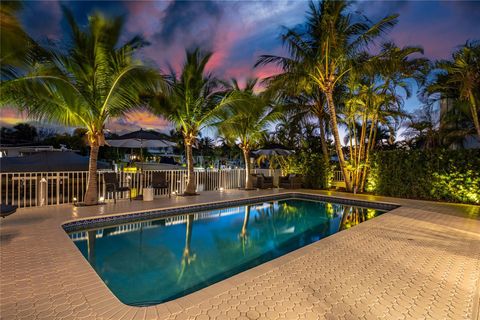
left=333, top=170, right=344, bottom=182
left=0, top=168, right=281, bottom=208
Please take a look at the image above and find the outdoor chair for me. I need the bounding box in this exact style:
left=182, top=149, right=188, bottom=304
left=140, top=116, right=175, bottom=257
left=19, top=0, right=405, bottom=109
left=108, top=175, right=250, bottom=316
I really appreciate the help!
left=151, top=171, right=171, bottom=198
left=103, top=172, right=132, bottom=203
left=0, top=204, right=17, bottom=218
left=256, top=173, right=274, bottom=189
left=279, top=174, right=303, bottom=189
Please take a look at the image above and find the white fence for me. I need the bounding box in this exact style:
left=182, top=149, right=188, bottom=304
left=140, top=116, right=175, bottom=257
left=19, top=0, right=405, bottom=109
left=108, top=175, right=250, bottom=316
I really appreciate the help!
left=0, top=168, right=279, bottom=208
left=333, top=170, right=344, bottom=182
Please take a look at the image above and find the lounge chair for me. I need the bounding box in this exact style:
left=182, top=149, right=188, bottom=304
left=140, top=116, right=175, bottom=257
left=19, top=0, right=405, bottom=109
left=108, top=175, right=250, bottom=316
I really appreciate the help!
left=103, top=172, right=132, bottom=203
left=256, top=173, right=274, bottom=189
left=279, top=174, right=303, bottom=189
left=1, top=204, right=17, bottom=218
left=151, top=171, right=171, bottom=198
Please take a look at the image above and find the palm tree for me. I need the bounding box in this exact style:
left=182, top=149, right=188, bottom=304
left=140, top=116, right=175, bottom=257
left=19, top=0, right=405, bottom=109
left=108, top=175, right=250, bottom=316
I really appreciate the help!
left=257, top=0, right=398, bottom=191
left=217, top=79, right=280, bottom=189
left=149, top=48, right=235, bottom=195
left=428, top=41, right=480, bottom=138
left=0, top=1, right=45, bottom=79
left=1, top=8, right=161, bottom=205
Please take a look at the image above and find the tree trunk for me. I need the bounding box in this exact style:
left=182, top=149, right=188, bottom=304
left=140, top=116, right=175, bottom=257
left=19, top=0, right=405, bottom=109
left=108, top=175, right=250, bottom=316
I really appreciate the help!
left=325, top=90, right=352, bottom=191
left=243, top=148, right=253, bottom=189
left=184, top=141, right=197, bottom=195
left=318, top=117, right=329, bottom=163
left=84, top=145, right=99, bottom=205
left=355, top=113, right=367, bottom=191
left=469, top=93, right=480, bottom=138
left=360, top=116, right=377, bottom=191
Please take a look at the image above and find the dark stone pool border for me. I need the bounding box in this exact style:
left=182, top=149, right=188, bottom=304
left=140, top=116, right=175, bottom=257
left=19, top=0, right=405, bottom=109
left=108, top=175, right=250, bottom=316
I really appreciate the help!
left=62, top=192, right=400, bottom=232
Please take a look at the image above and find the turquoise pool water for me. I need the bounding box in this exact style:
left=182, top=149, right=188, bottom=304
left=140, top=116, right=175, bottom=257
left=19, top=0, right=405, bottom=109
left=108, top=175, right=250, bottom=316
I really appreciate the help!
left=69, top=198, right=385, bottom=306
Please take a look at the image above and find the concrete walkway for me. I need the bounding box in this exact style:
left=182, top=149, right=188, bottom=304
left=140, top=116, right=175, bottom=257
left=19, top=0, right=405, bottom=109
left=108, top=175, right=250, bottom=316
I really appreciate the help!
left=1, top=189, right=479, bottom=320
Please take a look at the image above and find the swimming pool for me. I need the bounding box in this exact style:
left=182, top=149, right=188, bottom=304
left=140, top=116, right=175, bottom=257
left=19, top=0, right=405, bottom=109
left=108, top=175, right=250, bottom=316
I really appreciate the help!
left=67, top=195, right=392, bottom=306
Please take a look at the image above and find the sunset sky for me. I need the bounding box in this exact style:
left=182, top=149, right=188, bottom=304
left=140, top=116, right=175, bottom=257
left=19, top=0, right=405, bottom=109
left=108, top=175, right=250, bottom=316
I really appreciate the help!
left=1, top=0, right=479, bottom=134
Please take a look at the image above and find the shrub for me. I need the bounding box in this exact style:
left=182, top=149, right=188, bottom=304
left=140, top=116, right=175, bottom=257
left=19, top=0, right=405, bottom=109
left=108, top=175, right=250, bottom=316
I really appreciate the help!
left=284, top=151, right=332, bottom=189
left=367, top=149, right=480, bottom=204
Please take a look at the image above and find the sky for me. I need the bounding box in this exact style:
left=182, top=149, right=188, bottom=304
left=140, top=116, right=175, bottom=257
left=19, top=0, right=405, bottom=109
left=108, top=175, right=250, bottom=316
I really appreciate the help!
left=1, top=0, right=479, bottom=135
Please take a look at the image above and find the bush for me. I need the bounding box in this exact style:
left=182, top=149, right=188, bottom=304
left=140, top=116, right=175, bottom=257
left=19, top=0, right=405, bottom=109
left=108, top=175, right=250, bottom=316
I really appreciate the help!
left=284, top=151, right=332, bottom=189
left=367, top=149, right=480, bottom=204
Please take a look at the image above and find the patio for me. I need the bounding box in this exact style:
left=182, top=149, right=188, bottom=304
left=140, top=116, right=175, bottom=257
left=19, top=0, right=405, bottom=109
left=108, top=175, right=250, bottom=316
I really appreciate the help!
left=0, top=189, right=479, bottom=320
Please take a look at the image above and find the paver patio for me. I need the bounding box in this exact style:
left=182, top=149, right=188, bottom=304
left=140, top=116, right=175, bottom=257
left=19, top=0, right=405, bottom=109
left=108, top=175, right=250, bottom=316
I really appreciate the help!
left=1, top=189, right=479, bottom=320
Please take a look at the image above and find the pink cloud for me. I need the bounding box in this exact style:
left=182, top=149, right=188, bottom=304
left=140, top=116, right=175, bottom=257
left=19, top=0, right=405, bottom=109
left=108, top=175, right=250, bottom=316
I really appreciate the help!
left=107, top=111, right=172, bottom=134
left=0, top=108, right=25, bottom=126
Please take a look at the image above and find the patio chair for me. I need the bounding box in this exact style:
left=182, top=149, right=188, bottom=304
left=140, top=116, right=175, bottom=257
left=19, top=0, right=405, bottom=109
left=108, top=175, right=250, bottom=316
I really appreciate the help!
left=151, top=171, right=171, bottom=198
left=0, top=204, right=17, bottom=218
left=279, top=174, right=303, bottom=189
left=103, top=172, right=132, bottom=204
left=256, top=173, right=274, bottom=189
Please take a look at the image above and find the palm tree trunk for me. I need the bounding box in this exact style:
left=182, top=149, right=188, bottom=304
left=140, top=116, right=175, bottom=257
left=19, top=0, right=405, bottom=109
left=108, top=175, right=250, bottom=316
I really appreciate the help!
left=326, top=90, right=352, bottom=191
left=84, top=145, right=99, bottom=205
left=318, top=117, right=329, bottom=163
left=184, top=141, right=196, bottom=195
left=351, top=122, right=358, bottom=189
left=243, top=148, right=253, bottom=189
left=356, top=114, right=367, bottom=191
left=360, top=116, right=377, bottom=191
left=469, top=93, right=480, bottom=138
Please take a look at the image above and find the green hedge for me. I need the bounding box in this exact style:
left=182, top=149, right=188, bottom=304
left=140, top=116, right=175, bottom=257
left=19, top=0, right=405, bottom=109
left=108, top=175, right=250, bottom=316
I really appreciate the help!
left=284, top=151, right=332, bottom=189
left=367, top=149, right=480, bottom=204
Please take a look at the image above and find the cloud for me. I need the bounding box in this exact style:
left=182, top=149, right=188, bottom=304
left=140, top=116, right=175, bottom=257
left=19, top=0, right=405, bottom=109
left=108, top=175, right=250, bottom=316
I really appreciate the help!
left=107, top=111, right=172, bottom=134
left=155, top=1, right=223, bottom=50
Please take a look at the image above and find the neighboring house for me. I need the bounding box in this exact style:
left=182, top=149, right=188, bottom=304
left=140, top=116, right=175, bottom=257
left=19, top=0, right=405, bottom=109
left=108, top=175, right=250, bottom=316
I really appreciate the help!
left=0, top=145, right=74, bottom=158
left=439, top=98, right=480, bottom=149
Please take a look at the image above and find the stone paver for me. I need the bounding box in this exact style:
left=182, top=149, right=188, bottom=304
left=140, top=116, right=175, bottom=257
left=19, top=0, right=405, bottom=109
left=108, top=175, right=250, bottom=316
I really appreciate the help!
left=0, top=189, right=479, bottom=320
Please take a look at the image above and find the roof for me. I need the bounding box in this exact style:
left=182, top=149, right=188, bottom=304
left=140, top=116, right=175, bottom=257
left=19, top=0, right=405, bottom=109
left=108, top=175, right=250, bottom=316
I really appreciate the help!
left=0, top=152, right=111, bottom=172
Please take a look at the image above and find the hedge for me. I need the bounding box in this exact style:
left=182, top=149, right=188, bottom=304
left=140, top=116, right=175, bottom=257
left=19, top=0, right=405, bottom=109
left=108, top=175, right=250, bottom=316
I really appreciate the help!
left=366, top=149, right=480, bottom=204
left=284, top=151, right=332, bottom=189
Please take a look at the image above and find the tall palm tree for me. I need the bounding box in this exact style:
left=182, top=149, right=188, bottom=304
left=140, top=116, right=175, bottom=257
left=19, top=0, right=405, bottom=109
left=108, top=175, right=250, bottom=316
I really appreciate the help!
left=257, top=0, right=398, bottom=191
left=428, top=41, right=480, bottom=138
left=1, top=8, right=161, bottom=205
left=149, top=48, right=235, bottom=195
left=217, top=79, right=280, bottom=189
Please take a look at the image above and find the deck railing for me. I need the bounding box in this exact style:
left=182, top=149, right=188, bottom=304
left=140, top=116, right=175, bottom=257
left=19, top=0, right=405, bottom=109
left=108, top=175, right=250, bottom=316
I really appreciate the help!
left=0, top=168, right=280, bottom=208
left=333, top=170, right=345, bottom=182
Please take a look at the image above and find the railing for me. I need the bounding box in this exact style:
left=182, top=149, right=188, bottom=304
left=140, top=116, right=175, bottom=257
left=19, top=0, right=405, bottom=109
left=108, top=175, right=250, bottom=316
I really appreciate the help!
left=0, top=168, right=281, bottom=208
left=333, top=170, right=345, bottom=182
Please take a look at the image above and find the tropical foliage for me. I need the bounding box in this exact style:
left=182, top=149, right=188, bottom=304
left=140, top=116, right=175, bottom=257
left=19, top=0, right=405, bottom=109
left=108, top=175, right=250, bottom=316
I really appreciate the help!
left=217, top=78, right=280, bottom=189
left=148, top=48, right=236, bottom=194
left=426, top=41, right=480, bottom=138
left=256, top=0, right=428, bottom=192
left=1, top=8, right=161, bottom=204
left=1, top=0, right=479, bottom=205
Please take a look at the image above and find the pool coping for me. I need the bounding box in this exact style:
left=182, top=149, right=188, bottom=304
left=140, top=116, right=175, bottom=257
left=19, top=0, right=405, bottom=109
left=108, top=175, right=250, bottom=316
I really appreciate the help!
left=2, top=189, right=479, bottom=320
left=61, top=191, right=401, bottom=310
left=62, top=191, right=400, bottom=232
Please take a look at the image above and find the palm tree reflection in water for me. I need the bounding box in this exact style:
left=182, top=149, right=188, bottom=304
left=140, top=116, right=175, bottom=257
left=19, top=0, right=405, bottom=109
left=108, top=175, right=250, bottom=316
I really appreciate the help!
left=339, top=206, right=379, bottom=231
left=178, top=214, right=196, bottom=282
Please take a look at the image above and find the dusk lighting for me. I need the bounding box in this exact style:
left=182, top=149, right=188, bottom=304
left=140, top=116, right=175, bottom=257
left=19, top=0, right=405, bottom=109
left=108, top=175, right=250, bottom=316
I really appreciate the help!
left=0, top=1, right=479, bottom=319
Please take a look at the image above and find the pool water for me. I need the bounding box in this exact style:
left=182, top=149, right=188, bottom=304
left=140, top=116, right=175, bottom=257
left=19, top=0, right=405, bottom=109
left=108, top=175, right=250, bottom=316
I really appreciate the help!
left=69, top=198, right=385, bottom=306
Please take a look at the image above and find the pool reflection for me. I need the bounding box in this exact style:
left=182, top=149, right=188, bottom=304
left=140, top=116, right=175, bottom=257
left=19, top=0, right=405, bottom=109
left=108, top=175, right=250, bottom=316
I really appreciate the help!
left=70, top=199, right=384, bottom=306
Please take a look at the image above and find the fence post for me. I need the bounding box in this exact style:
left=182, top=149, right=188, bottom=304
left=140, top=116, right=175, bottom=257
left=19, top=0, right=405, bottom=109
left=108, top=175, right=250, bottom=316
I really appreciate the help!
left=38, top=177, right=47, bottom=206
left=56, top=173, right=60, bottom=205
